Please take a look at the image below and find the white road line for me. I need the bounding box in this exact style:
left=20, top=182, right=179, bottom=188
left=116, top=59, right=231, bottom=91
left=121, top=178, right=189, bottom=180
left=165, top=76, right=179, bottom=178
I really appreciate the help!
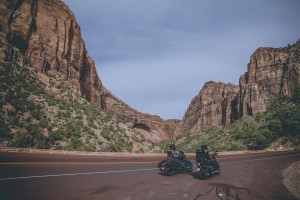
left=0, top=153, right=299, bottom=181
left=0, top=168, right=158, bottom=181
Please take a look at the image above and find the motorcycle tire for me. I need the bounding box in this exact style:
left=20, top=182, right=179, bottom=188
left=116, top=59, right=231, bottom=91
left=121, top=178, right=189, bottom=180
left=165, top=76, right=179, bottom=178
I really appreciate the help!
left=203, top=170, right=210, bottom=178
left=186, top=161, right=193, bottom=174
left=157, top=160, right=166, bottom=169
left=164, top=165, right=174, bottom=176
left=215, top=162, right=220, bottom=175
left=199, top=165, right=210, bottom=178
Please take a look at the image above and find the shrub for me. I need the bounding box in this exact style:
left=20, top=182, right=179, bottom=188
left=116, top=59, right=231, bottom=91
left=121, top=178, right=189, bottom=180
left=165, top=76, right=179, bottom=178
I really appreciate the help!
left=39, top=118, right=49, bottom=128
left=10, top=132, right=32, bottom=148
left=0, top=116, right=11, bottom=139
left=49, top=101, right=56, bottom=106
left=31, top=109, right=44, bottom=120
left=66, top=137, right=83, bottom=150
left=49, top=131, right=63, bottom=144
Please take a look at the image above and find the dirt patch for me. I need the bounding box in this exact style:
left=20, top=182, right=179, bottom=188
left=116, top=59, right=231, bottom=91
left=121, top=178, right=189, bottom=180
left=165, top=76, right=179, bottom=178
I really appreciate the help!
left=282, top=161, right=300, bottom=199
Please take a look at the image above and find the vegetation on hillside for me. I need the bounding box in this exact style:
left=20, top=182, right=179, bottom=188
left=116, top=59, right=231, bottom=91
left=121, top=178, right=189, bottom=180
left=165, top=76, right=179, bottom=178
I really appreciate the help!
left=1, top=61, right=299, bottom=153
left=0, top=61, right=155, bottom=152
left=175, top=87, right=300, bottom=152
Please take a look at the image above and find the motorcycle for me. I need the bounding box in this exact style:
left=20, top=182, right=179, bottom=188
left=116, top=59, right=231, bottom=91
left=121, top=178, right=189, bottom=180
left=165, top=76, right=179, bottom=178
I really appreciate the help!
left=163, top=151, right=193, bottom=176
left=196, top=152, right=220, bottom=178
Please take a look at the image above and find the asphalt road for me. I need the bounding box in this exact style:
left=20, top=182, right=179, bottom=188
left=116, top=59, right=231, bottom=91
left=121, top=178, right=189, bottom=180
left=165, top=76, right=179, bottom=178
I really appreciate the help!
left=0, top=151, right=299, bottom=200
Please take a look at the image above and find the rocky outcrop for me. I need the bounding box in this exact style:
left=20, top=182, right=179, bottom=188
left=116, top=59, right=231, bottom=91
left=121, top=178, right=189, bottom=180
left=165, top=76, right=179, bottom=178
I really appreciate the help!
left=182, top=40, right=300, bottom=135
left=104, top=88, right=183, bottom=142
left=0, top=0, right=105, bottom=108
left=0, top=0, right=181, bottom=142
left=238, top=42, right=300, bottom=117
left=182, top=81, right=239, bottom=134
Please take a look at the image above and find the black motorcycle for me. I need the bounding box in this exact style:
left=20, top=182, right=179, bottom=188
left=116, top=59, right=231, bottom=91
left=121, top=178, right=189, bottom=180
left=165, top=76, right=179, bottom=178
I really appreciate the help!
left=163, top=151, right=193, bottom=176
left=196, top=152, right=220, bottom=178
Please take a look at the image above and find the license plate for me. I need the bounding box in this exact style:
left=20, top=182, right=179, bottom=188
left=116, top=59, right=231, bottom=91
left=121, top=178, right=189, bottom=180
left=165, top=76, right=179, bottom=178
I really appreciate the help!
left=197, top=167, right=200, bottom=172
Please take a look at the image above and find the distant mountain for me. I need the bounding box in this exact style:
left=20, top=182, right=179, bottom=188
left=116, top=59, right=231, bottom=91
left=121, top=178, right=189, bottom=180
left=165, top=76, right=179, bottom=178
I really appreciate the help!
left=182, top=40, right=300, bottom=135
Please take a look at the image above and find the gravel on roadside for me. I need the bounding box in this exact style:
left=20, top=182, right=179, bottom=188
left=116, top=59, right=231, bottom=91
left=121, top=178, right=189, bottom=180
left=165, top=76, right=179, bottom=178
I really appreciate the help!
left=282, top=161, right=300, bottom=200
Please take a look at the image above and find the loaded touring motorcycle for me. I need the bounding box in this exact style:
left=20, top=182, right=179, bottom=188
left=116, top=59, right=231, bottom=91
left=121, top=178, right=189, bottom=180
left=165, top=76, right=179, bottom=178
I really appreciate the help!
left=196, top=149, right=220, bottom=178
left=158, top=151, right=193, bottom=176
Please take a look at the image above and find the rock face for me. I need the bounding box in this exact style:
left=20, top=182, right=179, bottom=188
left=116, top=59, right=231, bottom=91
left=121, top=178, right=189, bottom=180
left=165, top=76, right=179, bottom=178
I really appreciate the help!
left=2, top=0, right=299, bottom=141
left=0, top=0, right=180, bottom=142
left=0, top=0, right=106, bottom=108
left=238, top=43, right=300, bottom=117
left=182, top=81, right=239, bottom=134
left=183, top=41, right=300, bottom=135
left=104, top=88, right=183, bottom=142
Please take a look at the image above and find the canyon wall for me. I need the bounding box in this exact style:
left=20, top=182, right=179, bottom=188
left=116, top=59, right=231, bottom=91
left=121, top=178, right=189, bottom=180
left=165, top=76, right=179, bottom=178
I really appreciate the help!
left=182, top=81, right=239, bottom=134
left=0, top=0, right=106, bottom=108
left=0, top=0, right=180, bottom=142
left=238, top=44, right=300, bottom=117
left=104, top=88, right=183, bottom=142
left=1, top=0, right=299, bottom=140
left=183, top=41, right=300, bottom=135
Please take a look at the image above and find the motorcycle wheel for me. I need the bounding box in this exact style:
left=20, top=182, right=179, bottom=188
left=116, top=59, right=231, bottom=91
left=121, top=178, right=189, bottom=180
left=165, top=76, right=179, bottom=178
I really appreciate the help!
left=186, top=161, right=193, bottom=174
left=200, top=169, right=209, bottom=178
left=164, top=165, right=174, bottom=176
left=158, top=160, right=166, bottom=170
left=215, top=162, right=220, bottom=175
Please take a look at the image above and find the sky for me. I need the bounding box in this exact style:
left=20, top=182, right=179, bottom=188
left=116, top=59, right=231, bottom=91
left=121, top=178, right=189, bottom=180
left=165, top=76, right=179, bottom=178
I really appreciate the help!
left=63, top=0, right=300, bottom=120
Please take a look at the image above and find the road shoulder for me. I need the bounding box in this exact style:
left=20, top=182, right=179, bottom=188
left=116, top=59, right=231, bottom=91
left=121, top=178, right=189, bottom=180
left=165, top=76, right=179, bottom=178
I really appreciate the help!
left=282, top=160, right=300, bottom=199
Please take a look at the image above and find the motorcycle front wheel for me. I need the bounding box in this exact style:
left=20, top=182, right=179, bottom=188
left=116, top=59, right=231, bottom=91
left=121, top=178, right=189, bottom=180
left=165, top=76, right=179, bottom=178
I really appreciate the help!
left=158, top=160, right=166, bottom=171
left=164, top=165, right=174, bottom=176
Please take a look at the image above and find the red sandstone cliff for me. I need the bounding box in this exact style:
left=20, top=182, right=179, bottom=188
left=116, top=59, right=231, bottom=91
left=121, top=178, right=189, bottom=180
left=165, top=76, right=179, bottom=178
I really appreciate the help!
left=0, top=0, right=180, bottom=142
left=0, top=0, right=106, bottom=108
left=238, top=43, right=300, bottom=117
left=182, top=41, right=300, bottom=135
left=104, top=88, right=183, bottom=142
left=182, top=81, right=239, bottom=134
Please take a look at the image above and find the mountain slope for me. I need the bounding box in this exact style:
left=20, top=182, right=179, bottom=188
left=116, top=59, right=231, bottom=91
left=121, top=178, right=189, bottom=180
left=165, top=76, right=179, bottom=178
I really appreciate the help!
left=0, top=0, right=180, bottom=143
left=0, top=60, right=156, bottom=152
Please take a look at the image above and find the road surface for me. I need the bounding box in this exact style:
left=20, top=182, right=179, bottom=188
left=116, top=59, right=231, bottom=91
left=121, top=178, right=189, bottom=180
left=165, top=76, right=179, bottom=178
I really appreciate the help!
left=0, top=150, right=299, bottom=200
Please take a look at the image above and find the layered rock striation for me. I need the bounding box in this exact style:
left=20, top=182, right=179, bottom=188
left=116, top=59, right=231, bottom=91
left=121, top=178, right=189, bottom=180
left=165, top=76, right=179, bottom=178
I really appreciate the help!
left=0, top=0, right=106, bottom=108
left=238, top=43, right=300, bottom=117
left=0, top=0, right=180, bottom=142
left=182, top=81, right=239, bottom=134
left=182, top=41, right=300, bottom=135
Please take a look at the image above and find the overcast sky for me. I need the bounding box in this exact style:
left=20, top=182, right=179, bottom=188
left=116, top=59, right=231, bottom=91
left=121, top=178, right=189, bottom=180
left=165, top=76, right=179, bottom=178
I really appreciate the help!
left=63, top=0, right=300, bottom=120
